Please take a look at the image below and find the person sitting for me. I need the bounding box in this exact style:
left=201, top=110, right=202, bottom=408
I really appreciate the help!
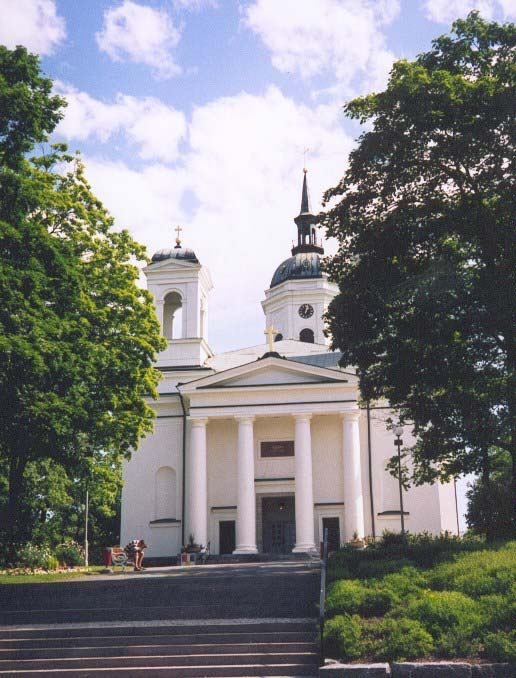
left=134, top=539, right=147, bottom=571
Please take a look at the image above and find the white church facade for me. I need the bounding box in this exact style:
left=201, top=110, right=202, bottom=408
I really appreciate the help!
left=121, top=171, right=458, bottom=559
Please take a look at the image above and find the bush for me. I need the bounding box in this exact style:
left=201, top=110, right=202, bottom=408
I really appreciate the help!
left=482, top=630, right=516, bottom=663
left=17, top=543, right=53, bottom=569
left=404, top=590, right=482, bottom=640
left=355, top=557, right=415, bottom=579
left=360, top=587, right=399, bottom=617
left=43, top=555, right=59, bottom=571
left=54, top=541, right=84, bottom=566
left=326, top=580, right=366, bottom=616
left=323, top=614, right=362, bottom=661
left=367, top=618, right=434, bottom=662
left=381, top=567, right=428, bottom=597
left=326, top=579, right=399, bottom=617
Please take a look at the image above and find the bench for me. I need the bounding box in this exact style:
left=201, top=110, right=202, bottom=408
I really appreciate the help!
left=110, top=547, right=134, bottom=572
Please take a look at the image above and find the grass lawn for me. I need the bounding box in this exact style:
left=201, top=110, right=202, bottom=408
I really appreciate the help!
left=0, top=566, right=106, bottom=584
left=324, top=535, right=515, bottom=664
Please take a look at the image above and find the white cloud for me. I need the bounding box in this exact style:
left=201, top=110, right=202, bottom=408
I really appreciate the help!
left=96, top=1, right=182, bottom=79
left=0, top=0, right=66, bottom=56
left=423, top=0, right=516, bottom=23
left=172, top=0, right=217, bottom=9
left=55, top=83, right=187, bottom=162
left=244, top=0, right=400, bottom=97
left=82, top=86, right=353, bottom=351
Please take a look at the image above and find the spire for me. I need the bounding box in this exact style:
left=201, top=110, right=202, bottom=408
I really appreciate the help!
left=292, top=168, right=323, bottom=256
left=299, top=167, right=312, bottom=215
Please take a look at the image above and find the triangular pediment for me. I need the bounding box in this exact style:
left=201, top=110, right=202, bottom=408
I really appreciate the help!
left=180, top=355, right=354, bottom=392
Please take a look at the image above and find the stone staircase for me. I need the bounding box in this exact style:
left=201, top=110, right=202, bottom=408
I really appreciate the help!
left=0, top=620, right=320, bottom=676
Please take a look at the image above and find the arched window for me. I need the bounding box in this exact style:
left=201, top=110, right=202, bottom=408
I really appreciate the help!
left=155, top=466, right=177, bottom=520
left=274, top=333, right=283, bottom=342
left=299, top=328, right=314, bottom=343
left=163, top=292, right=182, bottom=340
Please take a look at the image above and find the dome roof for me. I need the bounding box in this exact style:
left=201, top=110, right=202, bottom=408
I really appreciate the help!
left=151, top=246, right=199, bottom=264
left=270, top=251, right=323, bottom=288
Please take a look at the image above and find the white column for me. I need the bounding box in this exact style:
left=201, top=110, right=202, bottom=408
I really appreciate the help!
left=234, top=416, right=258, bottom=554
left=292, top=414, right=316, bottom=553
left=189, top=418, right=208, bottom=547
left=342, top=412, right=365, bottom=540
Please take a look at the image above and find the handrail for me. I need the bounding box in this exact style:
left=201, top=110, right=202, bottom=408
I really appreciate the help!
left=319, top=528, right=329, bottom=666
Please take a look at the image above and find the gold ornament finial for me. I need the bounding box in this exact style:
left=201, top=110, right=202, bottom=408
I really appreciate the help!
left=264, top=325, right=279, bottom=352
left=174, top=224, right=183, bottom=246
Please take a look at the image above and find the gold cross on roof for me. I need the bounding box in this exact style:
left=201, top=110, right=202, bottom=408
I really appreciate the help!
left=264, top=325, right=279, bottom=352
left=174, top=225, right=182, bottom=246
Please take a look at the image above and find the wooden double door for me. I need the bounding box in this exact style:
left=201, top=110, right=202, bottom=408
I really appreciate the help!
left=262, top=496, right=296, bottom=554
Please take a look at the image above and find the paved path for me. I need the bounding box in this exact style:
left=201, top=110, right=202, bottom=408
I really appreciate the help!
left=0, top=562, right=320, bottom=676
left=0, top=561, right=319, bottom=626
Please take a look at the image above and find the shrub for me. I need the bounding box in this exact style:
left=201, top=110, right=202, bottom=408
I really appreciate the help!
left=355, top=557, right=415, bottom=579
left=43, top=555, right=59, bottom=571
left=323, top=614, right=362, bottom=661
left=405, top=590, right=482, bottom=640
left=381, top=567, right=428, bottom=597
left=367, top=618, right=434, bottom=662
left=17, top=543, right=53, bottom=569
left=54, top=541, right=84, bottom=566
left=360, top=587, right=399, bottom=617
left=482, top=630, right=516, bottom=663
left=326, top=580, right=366, bottom=616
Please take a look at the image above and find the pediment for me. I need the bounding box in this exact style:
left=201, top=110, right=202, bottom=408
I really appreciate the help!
left=180, top=355, right=354, bottom=393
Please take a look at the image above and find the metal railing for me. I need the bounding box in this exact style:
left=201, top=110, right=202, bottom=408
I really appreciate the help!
left=319, top=528, right=329, bottom=666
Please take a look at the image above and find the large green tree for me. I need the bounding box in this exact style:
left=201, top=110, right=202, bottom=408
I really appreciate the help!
left=0, top=46, right=166, bottom=552
left=322, top=13, right=515, bottom=536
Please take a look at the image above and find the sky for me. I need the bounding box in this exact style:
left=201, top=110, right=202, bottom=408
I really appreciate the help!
left=3, top=0, right=510, bottom=529
left=1, top=0, right=514, bottom=358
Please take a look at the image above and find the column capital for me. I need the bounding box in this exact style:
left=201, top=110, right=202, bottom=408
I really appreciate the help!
left=190, top=417, right=208, bottom=428
left=341, top=410, right=361, bottom=422
left=235, top=415, right=255, bottom=424
left=293, top=413, right=312, bottom=422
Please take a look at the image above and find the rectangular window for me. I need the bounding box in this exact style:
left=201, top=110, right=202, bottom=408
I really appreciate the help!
left=261, top=441, right=294, bottom=458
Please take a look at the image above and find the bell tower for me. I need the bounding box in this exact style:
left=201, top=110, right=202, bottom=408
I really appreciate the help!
left=262, top=169, right=338, bottom=345
left=145, top=230, right=213, bottom=367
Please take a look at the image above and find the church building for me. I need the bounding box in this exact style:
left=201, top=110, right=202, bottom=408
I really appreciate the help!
left=121, top=171, right=458, bottom=559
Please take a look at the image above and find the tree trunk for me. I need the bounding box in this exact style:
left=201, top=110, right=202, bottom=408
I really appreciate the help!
left=7, top=452, right=28, bottom=562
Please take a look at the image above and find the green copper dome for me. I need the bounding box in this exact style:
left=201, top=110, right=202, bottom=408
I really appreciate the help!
left=270, top=251, right=323, bottom=288
left=151, top=246, right=199, bottom=264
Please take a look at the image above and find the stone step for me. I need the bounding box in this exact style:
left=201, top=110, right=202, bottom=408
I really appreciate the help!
left=0, top=650, right=319, bottom=670
left=0, top=640, right=316, bottom=660
left=0, top=630, right=316, bottom=649
left=0, top=663, right=319, bottom=677
left=0, top=621, right=315, bottom=639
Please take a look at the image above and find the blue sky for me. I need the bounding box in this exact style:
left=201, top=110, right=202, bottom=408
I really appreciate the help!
left=1, top=0, right=514, bottom=355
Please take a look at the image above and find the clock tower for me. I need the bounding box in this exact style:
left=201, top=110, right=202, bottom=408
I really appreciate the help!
left=261, top=169, right=338, bottom=345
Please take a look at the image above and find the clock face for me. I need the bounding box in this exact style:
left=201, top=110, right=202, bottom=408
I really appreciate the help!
left=298, top=303, right=314, bottom=319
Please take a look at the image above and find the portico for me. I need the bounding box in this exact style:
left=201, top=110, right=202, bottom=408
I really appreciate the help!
left=180, top=355, right=366, bottom=555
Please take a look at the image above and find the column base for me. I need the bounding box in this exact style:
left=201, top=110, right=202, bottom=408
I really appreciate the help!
left=292, top=543, right=317, bottom=554
left=233, top=545, right=258, bottom=554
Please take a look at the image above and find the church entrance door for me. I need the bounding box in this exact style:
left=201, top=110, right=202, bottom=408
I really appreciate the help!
left=219, top=520, right=236, bottom=554
left=262, top=496, right=296, bottom=554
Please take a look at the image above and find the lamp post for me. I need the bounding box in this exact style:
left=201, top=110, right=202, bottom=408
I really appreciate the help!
left=393, top=426, right=405, bottom=535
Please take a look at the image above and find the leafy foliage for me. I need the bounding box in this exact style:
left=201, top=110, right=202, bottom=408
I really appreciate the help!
left=322, top=13, right=515, bottom=536
left=0, top=46, right=167, bottom=552
left=325, top=536, right=515, bottom=662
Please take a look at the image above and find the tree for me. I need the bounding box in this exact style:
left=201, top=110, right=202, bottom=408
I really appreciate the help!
left=322, top=13, right=515, bottom=537
left=0, top=47, right=166, bottom=553
left=466, top=449, right=513, bottom=539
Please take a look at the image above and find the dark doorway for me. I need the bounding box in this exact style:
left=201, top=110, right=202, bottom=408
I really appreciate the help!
left=262, top=496, right=296, bottom=553
left=322, top=517, right=341, bottom=553
left=219, top=520, right=236, bottom=554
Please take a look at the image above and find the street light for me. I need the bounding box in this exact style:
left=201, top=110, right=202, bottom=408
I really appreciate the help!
left=393, top=426, right=406, bottom=535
